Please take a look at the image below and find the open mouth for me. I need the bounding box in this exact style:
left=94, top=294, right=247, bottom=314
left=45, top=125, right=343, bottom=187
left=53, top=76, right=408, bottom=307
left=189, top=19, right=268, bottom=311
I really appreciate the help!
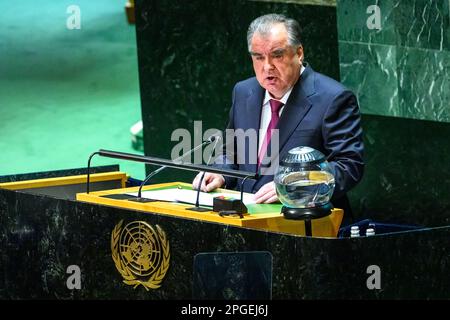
left=266, top=76, right=276, bottom=81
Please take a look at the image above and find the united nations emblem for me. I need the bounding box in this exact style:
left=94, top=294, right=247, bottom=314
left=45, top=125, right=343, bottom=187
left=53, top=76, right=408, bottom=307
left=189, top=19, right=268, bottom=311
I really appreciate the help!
left=111, top=220, right=170, bottom=290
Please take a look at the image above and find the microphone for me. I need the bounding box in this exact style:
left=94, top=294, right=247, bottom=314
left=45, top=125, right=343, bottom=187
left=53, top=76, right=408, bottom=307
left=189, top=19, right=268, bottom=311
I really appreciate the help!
left=130, top=134, right=221, bottom=202
left=187, top=135, right=222, bottom=212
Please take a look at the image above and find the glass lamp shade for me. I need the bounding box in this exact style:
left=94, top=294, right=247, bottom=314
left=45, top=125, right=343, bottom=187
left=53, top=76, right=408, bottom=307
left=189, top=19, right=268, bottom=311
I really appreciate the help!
left=274, top=146, right=335, bottom=209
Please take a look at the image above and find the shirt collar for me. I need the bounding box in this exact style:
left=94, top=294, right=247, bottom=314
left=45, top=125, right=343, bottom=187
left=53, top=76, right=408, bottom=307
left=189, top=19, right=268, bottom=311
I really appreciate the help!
left=263, top=65, right=306, bottom=105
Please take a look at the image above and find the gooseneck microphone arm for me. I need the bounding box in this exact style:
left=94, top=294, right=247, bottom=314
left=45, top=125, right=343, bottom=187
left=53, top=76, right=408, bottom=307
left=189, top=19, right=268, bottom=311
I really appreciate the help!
left=86, top=151, right=100, bottom=194
left=240, top=175, right=251, bottom=206
left=193, top=136, right=221, bottom=209
left=86, top=144, right=257, bottom=194
left=136, top=166, right=165, bottom=198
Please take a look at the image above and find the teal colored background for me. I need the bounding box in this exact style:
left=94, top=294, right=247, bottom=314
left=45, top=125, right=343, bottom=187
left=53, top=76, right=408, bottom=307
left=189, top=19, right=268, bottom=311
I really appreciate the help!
left=0, top=0, right=145, bottom=179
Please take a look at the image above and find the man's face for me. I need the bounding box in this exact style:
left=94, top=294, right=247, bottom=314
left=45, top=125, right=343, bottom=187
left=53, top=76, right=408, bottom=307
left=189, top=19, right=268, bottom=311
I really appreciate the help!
left=250, top=23, right=303, bottom=99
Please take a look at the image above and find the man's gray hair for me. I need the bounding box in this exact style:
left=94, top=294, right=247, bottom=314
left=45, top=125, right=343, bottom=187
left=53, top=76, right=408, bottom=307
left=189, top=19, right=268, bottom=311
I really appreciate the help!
left=247, top=13, right=302, bottom=52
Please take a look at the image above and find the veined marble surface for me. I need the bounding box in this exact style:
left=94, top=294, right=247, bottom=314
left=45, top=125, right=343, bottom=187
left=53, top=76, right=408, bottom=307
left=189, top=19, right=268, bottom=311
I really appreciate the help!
left=251, top=0, right=336, bottom=6
left=337, top=0, right=450, bottom=122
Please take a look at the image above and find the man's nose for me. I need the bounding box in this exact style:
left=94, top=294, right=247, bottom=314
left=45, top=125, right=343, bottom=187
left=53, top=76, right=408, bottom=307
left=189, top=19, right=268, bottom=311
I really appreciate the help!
left=263, top=56, right=274, bottom=72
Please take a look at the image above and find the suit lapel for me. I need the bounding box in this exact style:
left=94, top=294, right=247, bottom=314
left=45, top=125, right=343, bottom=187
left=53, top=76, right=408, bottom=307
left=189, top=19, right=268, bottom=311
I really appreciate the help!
left=245, top=84, right=264, bottom=174
left=262, top=66, right=316, bottom=168
left=245, top=86, right=264, bottom=136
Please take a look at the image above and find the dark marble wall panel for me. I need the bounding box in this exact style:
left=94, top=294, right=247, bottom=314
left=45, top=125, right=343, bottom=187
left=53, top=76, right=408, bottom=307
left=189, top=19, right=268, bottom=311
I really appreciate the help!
left=135, top=0, right=340, bottom=182
left=192, top=251, right=273, bottom=299
left=348, top=114, right=450, bottom=227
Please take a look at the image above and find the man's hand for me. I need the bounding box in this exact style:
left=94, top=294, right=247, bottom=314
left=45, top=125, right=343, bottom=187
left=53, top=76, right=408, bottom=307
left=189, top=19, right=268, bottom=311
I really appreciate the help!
left=192, top=172, right=225, bottom=192
left=253, top=181, right=279, bottom=204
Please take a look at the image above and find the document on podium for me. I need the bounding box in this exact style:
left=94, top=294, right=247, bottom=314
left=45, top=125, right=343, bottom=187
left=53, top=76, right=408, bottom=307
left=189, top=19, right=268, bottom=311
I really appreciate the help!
left=127, top=188, right=256, bottom=207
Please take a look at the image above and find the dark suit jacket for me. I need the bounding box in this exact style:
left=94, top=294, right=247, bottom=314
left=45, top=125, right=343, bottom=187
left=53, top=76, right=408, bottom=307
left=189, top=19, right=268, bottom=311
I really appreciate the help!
left=216, top=64, right=364, bottom=222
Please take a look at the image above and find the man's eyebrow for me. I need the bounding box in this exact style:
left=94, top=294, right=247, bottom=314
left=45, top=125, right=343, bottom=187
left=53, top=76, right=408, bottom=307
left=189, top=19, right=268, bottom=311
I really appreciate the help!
left=271, top=48, right=286, bottom=55
left=250, top=51, right=262, bottom=56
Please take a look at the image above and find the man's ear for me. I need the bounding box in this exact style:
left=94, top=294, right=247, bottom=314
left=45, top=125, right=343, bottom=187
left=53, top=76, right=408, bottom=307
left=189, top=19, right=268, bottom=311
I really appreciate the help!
left=297, top=45, right=304, bottom=63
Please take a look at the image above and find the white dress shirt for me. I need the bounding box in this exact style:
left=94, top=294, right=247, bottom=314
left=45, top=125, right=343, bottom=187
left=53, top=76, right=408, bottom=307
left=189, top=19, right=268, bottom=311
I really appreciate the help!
left=258, top=65, right=306, bottom=153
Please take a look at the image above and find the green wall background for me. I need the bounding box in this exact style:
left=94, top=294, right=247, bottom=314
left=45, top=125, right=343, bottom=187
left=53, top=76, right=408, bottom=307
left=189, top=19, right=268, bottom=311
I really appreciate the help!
left=338, top=0, right=450, bottom=122
left=337, top=0, right=450, bottom=224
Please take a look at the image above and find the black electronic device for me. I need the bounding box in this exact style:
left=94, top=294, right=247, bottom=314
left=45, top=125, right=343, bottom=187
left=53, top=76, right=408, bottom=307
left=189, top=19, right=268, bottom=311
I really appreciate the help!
left=213, top=195, right=247, bottom=214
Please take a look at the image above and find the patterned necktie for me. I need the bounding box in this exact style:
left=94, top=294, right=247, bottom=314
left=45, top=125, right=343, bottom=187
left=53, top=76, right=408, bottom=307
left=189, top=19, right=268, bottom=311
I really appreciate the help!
left=258, top=99, right=284, bottom=167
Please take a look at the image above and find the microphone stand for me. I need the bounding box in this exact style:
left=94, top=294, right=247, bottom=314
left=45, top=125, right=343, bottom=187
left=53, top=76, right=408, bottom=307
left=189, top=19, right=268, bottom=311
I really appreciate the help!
left=128, top=166, right=166, bottom=202
left=187, top=137, right=221, bottom=212
left=239, top=175, right=251, bottom=212
left=86, top=151, right=100, bottom=194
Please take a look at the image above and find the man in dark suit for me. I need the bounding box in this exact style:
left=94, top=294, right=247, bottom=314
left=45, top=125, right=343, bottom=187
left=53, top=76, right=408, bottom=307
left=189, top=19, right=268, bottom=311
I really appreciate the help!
left=193, top=13, right=364, bottom=223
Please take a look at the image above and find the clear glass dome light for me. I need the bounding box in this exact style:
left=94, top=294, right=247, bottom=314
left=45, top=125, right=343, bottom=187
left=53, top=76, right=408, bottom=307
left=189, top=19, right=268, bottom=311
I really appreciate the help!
left=275, top=146, right=335, bottom=208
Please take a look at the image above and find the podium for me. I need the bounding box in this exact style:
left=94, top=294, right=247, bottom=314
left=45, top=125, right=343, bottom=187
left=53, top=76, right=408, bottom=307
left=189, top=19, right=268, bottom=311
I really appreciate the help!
left=1, top=167, right=450, bottom=299
left=76, top=182, right=343, bottom=238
